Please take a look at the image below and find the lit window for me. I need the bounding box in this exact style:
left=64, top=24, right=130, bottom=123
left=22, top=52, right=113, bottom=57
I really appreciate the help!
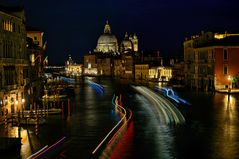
left=88, top=63, right=91, bottom=69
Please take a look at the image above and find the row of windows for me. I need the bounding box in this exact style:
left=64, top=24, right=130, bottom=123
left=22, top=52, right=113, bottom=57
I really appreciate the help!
left=0, top=41, right=26, bottom=59
left=4, top=66, right=16, bottom=85
left=194, top=50, right=214, bottom=60
left=0, top=66, right=29, bottom=88
left=2, top=20, right=13, bottom=31
left=193, top=49, right=229, bottom=61
left=1, top=20, right=22, bottom=33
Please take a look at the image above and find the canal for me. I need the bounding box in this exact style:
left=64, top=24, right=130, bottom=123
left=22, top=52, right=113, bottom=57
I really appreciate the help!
left=1, top=77, right=239, bottom=159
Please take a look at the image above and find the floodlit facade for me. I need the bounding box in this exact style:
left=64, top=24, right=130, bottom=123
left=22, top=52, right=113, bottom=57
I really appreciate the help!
left=84, top=21, right=138, bottom=77
left=0, top=6, right=28, bottom=115
left=95, top=21, right=118, bottom=53
left=135, top=64, right=149, bottom=80
left=65, top=55, right=83, bottom=76
left=26, top=26, right=46, bottom=110
left=65, top=64, right=83, bottom=76
left=184, top=31, right=239, bottom=91
left=84, top=54, right=98, bottom=75
left=149, top=66, right=172, bottom=81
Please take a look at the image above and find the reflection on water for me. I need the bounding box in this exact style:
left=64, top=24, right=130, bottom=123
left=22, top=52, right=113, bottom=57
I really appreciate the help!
left=211, top=94, right=239, bottom=159
left=2, top=78, right=239, bottom=159
left=132, top=94, right=176, bottom=159
left=177, top=92, right=239, bottom=159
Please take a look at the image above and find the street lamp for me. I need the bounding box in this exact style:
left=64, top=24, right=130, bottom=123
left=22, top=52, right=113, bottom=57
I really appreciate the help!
left=228, top=75, right=232, bottom=92
left=22, top=98, right=25, bottom=118
left=15, top=100, right=20, bottom=126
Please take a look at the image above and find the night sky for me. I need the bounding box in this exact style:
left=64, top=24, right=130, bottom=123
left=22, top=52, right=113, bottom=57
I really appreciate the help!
left=1, top=0, right=239, bottom=65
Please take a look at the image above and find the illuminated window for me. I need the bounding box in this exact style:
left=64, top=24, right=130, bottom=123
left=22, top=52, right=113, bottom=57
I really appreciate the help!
left=2, top=20, right=13, bottom=32
left=223, top=49, right=228, bottom=61
left=223, top=65, right=228, bottom=75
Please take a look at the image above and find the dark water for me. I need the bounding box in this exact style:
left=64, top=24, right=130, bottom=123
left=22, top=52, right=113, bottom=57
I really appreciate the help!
left=126, top=90, right=239, bottom=159
left=174, top=92, right=239, bottom=159
left=2, top=78, right=239, bottom=159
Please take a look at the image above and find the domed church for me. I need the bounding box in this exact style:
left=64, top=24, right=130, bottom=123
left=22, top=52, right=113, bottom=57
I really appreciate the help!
left=95, top=21, right=138, bottom=54
left=84, top=20, right=139, bottom=78
left=95, top=21, right=119, bottom=53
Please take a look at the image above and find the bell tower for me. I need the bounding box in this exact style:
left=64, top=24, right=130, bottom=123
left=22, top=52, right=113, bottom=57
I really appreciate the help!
left=129, top=33, right=138, bottom=52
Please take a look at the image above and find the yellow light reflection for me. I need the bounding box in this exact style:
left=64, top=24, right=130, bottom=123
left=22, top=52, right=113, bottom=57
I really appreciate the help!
left=212, top=94, right=238, bottom=158
left=21, top=130, right=28, bottom=144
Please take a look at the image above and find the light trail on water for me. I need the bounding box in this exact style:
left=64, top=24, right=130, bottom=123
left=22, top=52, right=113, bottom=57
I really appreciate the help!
left=132, top=86, right=185, bottom=125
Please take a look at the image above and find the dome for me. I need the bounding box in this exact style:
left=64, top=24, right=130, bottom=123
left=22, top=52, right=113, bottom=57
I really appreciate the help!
left=120, top=32, right=133, bottom=53
left=97, top=34, right=118, bottom=44
left=96, top=21, right=118, bottom=53
left=121, top=39, right=132, bottom=49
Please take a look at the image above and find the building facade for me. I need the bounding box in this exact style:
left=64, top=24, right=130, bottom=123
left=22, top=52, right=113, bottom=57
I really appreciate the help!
left=95, top=21, right=119, bottom=53
left=135, top=64, right=149, bottom=80
left=0, top=6, right=28, bottom=115
left=149, top=66, right=172, bottom=82
left=184, top=31, right=239, bottom=91
left=84, top=54, right=98, bottom=75
left=84, top=21, right=138, bottom=78
left=26, top=27, right=46, bottom=110
left=65, top=55, right=83, bottom=77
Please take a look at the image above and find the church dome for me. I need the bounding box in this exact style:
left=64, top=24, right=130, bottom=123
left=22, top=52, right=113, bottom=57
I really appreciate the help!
left=97, top=34, right=118, bottom=45
left=96, top=21, right=118, bottom=53
left=120, top=32, right=133, bottom=53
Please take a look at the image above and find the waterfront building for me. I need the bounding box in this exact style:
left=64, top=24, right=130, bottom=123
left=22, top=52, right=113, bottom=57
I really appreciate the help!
left=95, top=21, right=119, bottom=53
left=149, top=66, right=173, bottom=82
left=122, top=54, right=134, bottom=79
left=65, top=55, right=83, bottom=77
left=184, top=31, right=239, bottom=91
left=26, top=26, right=44, bottom=48
left=84, top=21, right=138, bottom=77
left=26, top=26, right=46, bottom=110
left=0, top=5, right=28, bottom=115
left=113, top=56, right=124, bottom=77
left=135, top=64, right=149, bottom=80
left=84, top=53, right=98, bottom=75
left=120, top=32, right=138, bottom=53
left=169, top=58, right=185, bottom=85
left=97, top=56, right=113, bottom=76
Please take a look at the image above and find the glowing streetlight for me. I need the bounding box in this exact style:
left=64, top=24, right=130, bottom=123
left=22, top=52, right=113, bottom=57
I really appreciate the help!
left=228, top=75, right=232, bottom=92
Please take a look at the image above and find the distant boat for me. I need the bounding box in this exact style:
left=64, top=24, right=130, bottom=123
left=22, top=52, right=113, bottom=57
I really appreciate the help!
left=42, top=95, right=67, bottom=101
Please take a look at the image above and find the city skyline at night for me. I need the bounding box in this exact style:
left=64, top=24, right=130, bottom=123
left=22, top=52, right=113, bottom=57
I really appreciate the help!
left=1, top=0, right=239, bottom=65
left=2, top=1, right=239, bottom=158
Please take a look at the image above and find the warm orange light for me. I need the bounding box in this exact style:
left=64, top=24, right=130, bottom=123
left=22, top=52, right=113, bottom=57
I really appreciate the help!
left=228, top=75, right=231, bottom=81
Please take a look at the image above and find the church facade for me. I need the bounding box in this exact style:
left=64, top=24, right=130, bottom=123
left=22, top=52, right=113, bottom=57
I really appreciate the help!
left=84, top=21, right=138, bottom=78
